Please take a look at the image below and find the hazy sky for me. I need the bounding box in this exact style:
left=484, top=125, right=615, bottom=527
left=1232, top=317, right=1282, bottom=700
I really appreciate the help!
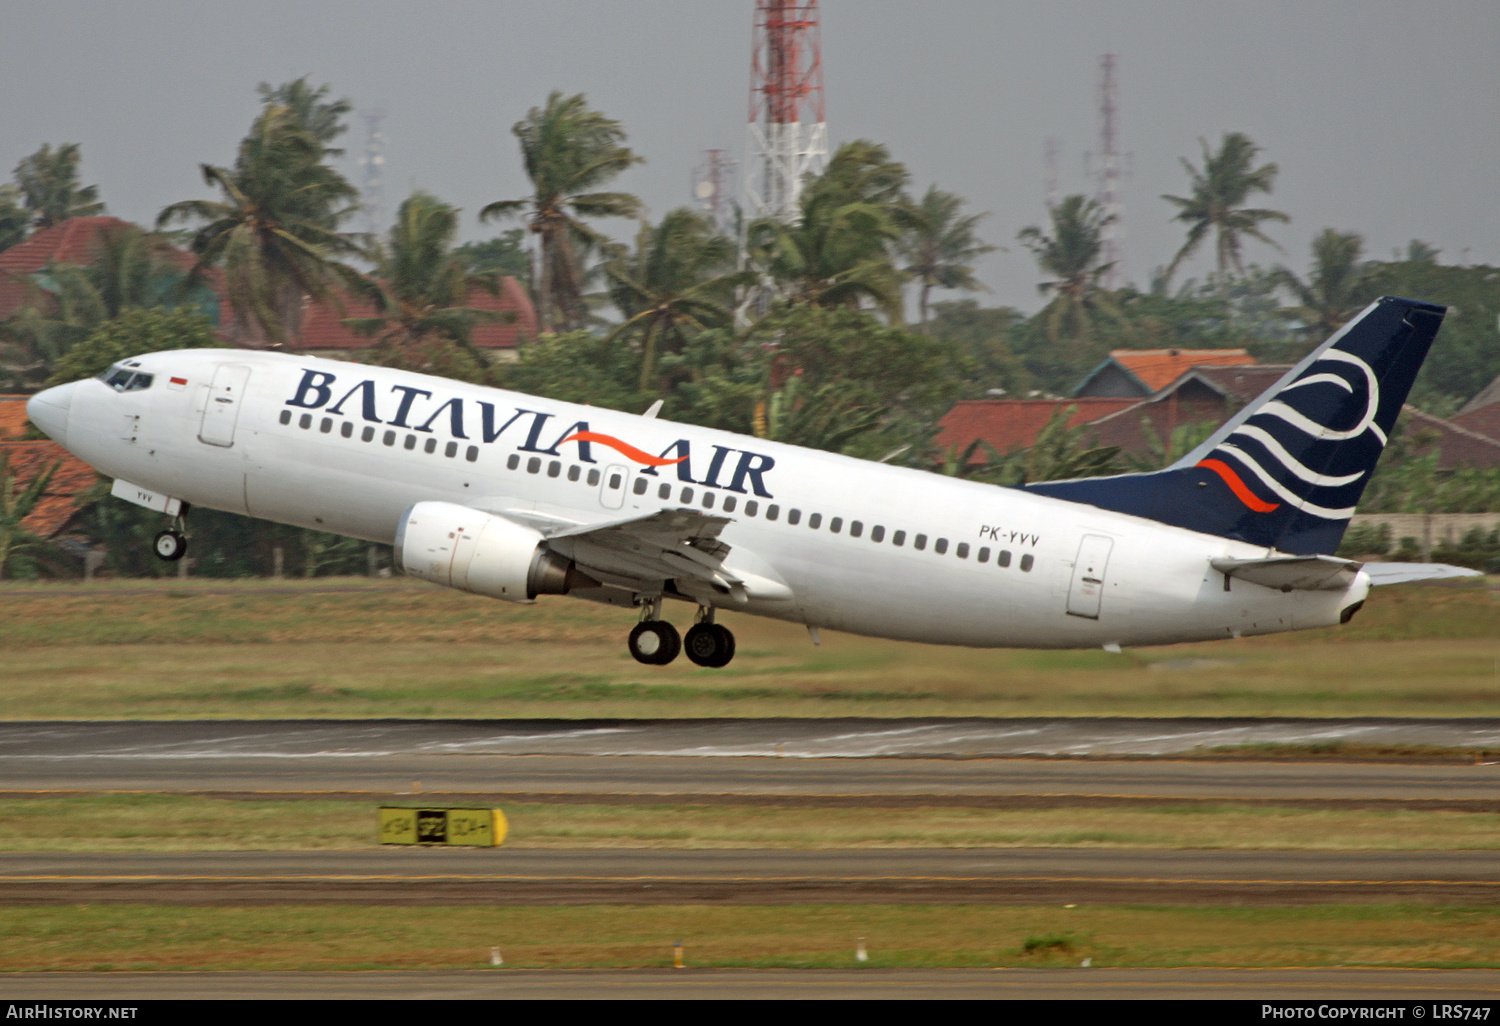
left=2, top=0, right=1496, bottom=310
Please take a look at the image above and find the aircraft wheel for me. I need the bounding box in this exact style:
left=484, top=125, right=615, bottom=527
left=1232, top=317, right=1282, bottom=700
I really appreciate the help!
left=684, top=623, right=735, bottom=668
left=628, top=620, right=680, bottom=665
left=153, top=530, right=187, bottom=562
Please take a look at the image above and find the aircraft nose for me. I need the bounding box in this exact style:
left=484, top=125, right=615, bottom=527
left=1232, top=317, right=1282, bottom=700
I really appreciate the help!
left=26, top=382, right=75, bottom=447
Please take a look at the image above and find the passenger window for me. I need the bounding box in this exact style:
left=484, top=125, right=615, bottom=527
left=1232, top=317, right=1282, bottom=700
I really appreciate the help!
left=658, top=483, right=671, bottom=500
left=587, top=469, right=601, bottom=486
left=681, top=488, right=694, bottom=504
left=830, top=517, right=842, bottom=533
left=320, top=418, right=333, bottom=434
left=808, top=513, right=821, bottom=529
left=608, top=472, right=622, bottom=489
left=424, top=438, right=436, bottom=454
left=935, top=539, right=949, bottom=555
left=978, top=546, right=991, bottom=563
left=998, top=550, right=1012, bottom=567
left=445, top=441, right=457, bottom=457
left=746, top=501, right=759, bottom=517
left=914, top=534, right=927, bottom=551
left=568, top=465, right=581, bottom=482
left=279, top=410, right=292, bottom=425
left=527, top=457, right=541, bottom=474
left=766, top=504, right=780, bottom=521
left=300, top=413, right=313, bottom=430
left=956, top=542, right=969, bottom=559
left=466, top=445, right=479, bottom=462
left=850, top=520, right=863, bottom=538
left=548, top=460, right=561, bottom=478
left=404, top=434, right=417, bottom=450
left=892, top=530, right=905, bottom=547
left=362, top=426, right=375, bottom=442
left=787, top=509, right=800, bottom=525
left=341, top=421, right=353, bottom=438
left=723, top=496, right=737, bottom=513
left=633, top=476, right=648, bottom=495
left=383, top=430, right=396, bottom=446
left=1020, top=554, right=1035, bottom=572
left=871, top=525, right=884, bottom=542
left=703, top=492, right=715, bottom=509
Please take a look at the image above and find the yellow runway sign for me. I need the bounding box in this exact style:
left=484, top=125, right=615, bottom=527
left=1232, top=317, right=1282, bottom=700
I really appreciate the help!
left=379, top=807, right=507, bottom=847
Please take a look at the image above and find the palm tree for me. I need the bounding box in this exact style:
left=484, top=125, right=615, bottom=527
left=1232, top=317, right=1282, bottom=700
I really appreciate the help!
left=604, top=208, right=750, bottom=392
left=256, top=77, right=353, bottom=154
left=481, top=92, right=643, bottom=333
left=0, top=184, right=28, bottom=253
left=345, top=190, right=511, bottom=365
left=0, top=452, right=62, bottom=579
left=1161, top=132, right=1288, bottom=285
left=13, top=144, right=104, bottom=231
left=1017, top=195, right=1127, bottom=345
left=1272, top=228, right=1369, bottom=337
left=745, top=141, right=909, bottom=320
left=158, top=106, right=369, bottom=345
left=899, top=185, right=996, bottom=326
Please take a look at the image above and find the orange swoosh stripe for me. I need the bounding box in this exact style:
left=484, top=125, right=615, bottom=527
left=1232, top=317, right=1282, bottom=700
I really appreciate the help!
left=560, top=432, right=686, bottom=467
left=1197, top=459, right=1281, bottom=513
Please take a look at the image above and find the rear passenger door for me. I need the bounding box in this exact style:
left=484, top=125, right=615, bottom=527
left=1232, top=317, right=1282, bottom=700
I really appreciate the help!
left=1066, top=535, right=1114, bottom=619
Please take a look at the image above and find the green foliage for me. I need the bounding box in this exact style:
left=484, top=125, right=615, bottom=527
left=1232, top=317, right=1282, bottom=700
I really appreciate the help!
left=746, top=140, right=910, bottom=321
left=924, top=300, right=1031, bottom=398
left=12, top=143, right=104, bottom=231
left=1162, top=132, right=1288, bottom=284
left=349, top=190, right=510, bottom=378
left=0, top=451, right=66, bottom=579
left=256, top=77, right=352, bottom=154
left=47, top=308, right=222, bottom=386
left=1017, top=195, right=1131, bottom=352
left=454, top=228, right=531, bottom=285
left=158, top=102, right=368, bottom=344
left=899, top=184, right=995, bottom=325
left=970, top=404, right=1124, bottom=485
left=0, top=183, right=28, bottom=253
left=1357, top=426, right=1500, bottom=514
left=501, top=329, right=646, bottom=412
left=1274, top=228, right=1370, bottom=338
left=482, top=91, right=643, bottom=332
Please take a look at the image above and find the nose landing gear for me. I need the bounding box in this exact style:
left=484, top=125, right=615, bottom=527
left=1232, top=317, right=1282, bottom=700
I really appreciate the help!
left=152, top=508, right=190, bottom=562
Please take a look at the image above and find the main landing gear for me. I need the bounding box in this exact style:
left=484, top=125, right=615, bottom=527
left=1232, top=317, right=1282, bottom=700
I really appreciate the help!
left=153, top=509, right=190, bottom=562
left=627, top=602, right=735, bottom=668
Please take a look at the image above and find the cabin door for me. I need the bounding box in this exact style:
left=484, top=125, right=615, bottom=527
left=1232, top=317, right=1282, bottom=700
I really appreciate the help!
left=199, top=364, right=251, bottom=447
left=1066, top=534, right=1114, bottom=619
left=599, top=463, right=629, bottom=510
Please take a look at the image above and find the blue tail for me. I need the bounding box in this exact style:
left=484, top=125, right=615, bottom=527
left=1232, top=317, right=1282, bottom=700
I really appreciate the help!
left=1025, top=296, right=1446, bottom=555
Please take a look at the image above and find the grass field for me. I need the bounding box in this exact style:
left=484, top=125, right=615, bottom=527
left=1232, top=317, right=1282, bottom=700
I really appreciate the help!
left=2, top=794, right=1499, bottom=852
left=0, top=577, right=1496, bottom=718
left=5, top=904, right=1500, bottom=970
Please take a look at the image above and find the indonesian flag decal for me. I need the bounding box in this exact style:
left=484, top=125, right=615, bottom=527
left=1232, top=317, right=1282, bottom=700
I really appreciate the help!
left=168, top=376, right=188, bottom=390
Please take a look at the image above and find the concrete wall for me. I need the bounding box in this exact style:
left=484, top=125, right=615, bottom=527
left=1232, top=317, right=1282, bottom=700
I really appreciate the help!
left=1348, top=512, right=1500, bottom=558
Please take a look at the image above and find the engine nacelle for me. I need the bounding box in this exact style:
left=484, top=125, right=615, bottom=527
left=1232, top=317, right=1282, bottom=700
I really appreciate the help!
left=394, top=501, right=587, bottom=602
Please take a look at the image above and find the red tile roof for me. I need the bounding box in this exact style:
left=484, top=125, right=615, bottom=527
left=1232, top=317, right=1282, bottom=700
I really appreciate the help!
left=0, top=396, right=30, bottom=440
left=0, top=217, right=143, bottom=320
left=293, top=276, right=536, bottom=351
left=0, top=440, right=99, bottom=537
left=934, top=398, right=1140, bottom=461
left=1109, top=348, right=1256, bottom=392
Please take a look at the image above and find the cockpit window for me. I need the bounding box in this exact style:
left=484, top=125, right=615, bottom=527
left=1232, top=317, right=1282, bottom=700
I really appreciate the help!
left=97, top=364, right=154, bottom=392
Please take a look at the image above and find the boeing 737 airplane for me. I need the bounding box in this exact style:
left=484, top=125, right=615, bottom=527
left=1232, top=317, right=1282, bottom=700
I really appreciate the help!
left=24, top=295, right=1477, bottom=667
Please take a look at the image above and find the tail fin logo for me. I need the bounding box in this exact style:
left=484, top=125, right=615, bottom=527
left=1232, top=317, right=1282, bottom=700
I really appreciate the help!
left=1200, top=349, right=1382, bottom=520
left=559, top=431, right=687, bottom=467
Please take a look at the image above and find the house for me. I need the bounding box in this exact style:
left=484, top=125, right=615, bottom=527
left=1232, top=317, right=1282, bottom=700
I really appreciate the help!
left=1452, top=374, right=1500, bottom=443
left=0, top=438, right=99, bottom=542
left=1072, top=348, right=1258, bottom=399
left=933, top=398, right=1139, bottom=460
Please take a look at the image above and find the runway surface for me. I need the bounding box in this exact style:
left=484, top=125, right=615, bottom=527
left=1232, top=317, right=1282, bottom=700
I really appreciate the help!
left=6, top=968, right=1500, bottom=999
left=3, top=849, right=1496, bottom=905
left=7, top=717, right=1500, bottom=760
left=4, top=720, right=1500, bottom=808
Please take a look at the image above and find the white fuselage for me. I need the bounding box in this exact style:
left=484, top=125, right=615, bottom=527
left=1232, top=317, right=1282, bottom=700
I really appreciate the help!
left=43, top=349, right=1367, bottom=649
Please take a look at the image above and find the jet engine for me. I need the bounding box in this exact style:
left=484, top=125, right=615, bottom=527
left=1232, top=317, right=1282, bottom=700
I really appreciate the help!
left=394, top=501, right=593, bottom=602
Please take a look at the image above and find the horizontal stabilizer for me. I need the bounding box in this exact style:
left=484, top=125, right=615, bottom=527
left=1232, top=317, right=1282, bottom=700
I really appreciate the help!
left=1362, top=562, right=1484, bottom=586
left=1210, top=554, right=1362, bottom=591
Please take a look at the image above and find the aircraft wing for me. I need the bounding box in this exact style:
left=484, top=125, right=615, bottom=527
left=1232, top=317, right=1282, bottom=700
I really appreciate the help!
left=1360, top=562, right=1485, bottom=586
left=538, top=507, right=791, bottom=602
left=1210, top=555, right=1363, bottom=591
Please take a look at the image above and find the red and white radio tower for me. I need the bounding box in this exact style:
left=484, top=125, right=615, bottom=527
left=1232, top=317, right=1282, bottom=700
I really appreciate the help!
left=745, top=1, right=827, bottom=224
left=1096, top=53, right=1124, bottom=288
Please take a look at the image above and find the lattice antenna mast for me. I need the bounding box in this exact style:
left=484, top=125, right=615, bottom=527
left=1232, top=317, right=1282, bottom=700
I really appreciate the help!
left=745, top=1, right=827, bottom=225
left=1096, top=54, right=1124, bottom=288
left=693, top=148, right=736, bottom=235
left=1044, top=135, right=1061, bottom=210
left=358, top=106, right=388, bottom=238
